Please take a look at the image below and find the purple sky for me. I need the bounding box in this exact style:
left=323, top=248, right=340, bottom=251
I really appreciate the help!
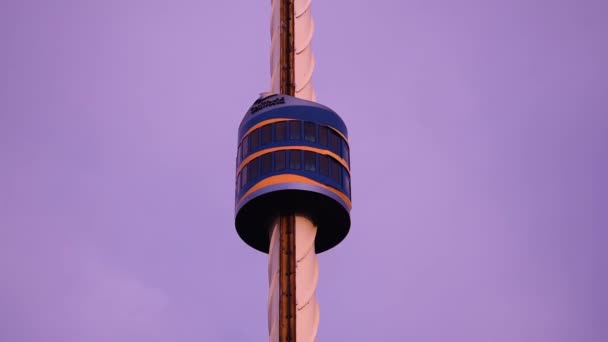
left=1, top=1, right=607, bottom=341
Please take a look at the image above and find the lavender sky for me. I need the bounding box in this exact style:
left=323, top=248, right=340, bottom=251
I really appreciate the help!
left=1, top=1, right=607, bottom=341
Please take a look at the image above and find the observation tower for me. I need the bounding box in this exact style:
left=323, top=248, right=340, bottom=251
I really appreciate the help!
left=234, top=1, right=351, bottom=340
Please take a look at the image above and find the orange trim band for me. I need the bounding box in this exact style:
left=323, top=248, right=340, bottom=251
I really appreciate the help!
left=238, top=174, right=352, bottom=209
left=241, top=118, right=296, bottom=144
left=240, top=118, right=349, bottom=145
left=328, top=126, right=348, bottom=143
left=237, top=145, right=350, bottom=175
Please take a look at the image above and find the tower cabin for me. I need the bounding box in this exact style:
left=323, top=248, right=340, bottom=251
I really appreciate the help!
left=235, top=94, right=352, bottom=253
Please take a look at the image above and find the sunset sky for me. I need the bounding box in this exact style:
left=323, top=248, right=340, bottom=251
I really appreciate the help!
left=1, top=1, right=607, bottom=341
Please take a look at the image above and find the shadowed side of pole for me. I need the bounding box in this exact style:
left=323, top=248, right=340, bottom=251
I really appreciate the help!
left=279, top=0, right=296, bottom=340
left=278, top=214, right=295, bottom=340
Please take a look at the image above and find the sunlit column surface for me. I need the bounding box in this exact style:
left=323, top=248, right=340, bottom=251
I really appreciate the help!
left=270, top=0, right=316, bottom=101
left=269, top=0, right=319, bottom=340
left=268, top=216, right=319, bottom=342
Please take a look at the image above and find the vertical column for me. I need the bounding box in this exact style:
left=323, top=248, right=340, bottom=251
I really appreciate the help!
left=280, top=214, right=296, bottom=341
left=269, top=0, right=321, bottom=341
left=267, top=216, right=298, bottom=342
left=294, top=0, right=316, bottom=101
left=295, top=215, right=319, bottom=341
left=292, top=2, right=319, bottom=338
left=280, top=0, right=295, bottom=96
left=268, top=221, right=280, bottom=342
left=279, top=0, right=297, bottom=339
left=270, top=215, right=319, bottom=342
left=272, top=0, right=316, bottom=100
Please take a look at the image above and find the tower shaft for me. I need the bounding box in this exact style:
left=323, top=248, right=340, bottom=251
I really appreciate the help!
left=279, top=214, right=296, bottom=340
left=269, top=216, right=320, bottom=342
left=278, top=0, right=296, bottom=340
left=274, top=1, right=322, bottom=341
left=236, top=0, right=349, bottom=333
left=279, top=0, right=296, bottom=342
left=279, top=0, right=295, bottom=96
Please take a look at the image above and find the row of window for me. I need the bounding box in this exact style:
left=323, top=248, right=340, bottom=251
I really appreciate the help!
left=238, top=120, right=350, bottom=166
left=236, top=150, right=351, bottom=195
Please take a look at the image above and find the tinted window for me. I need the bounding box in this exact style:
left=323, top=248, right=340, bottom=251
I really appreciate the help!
left=304, top=151, right=316, bottom=171
left=342, top=141, right=349, bottom=164
left=275, top=151, right=286, bottom=170
left=343, top=172, right=350, bottom=193
left=275, top=121, right=286, bottom=141
left=261, top=125, right=272, bottom=145
left=328, top=130, right=340, bottom=154
left=248, top=157, right=259, bottom=181
left=289, top=150, right=301, bottom=169
left=319, top=155, right=329, bottom=176
left=261, top=153, right=272, bottom=174
left=289, top=121, right=301, bottom=140
left=242, top=136, right=249, bottom=158
left=318, top=126, right=328, bottom=146
left=241, top=165, right=248, bottom=187
left=304, top=122, right=316, bottom=142
left=329, top=158, right=340, bottom=183
left=250, top=129, right=259, bottom=151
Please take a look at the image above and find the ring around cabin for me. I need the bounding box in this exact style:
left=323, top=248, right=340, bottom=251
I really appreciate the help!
left=234, top=93, right=352, bottom=253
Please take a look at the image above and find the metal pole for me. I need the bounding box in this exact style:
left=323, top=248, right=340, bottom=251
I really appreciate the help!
left=279, top=1, right=296, bottom=341
left=280, top=0, right=295, bottom=96
left=279, top=214, right=296, bottom=341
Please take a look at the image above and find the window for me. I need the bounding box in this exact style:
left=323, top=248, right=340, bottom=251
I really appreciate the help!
left=242, top=136, right=249, bottom=158
left=250, top=129, right=259, bottom=151
left=328, top=129, right=340, bottom=154
left=248, top=157, right=259, bottom=181
left=275, top=121, right=286, bottom=141
left=319, top=155, right=329, bottom=176
left=304, top=122, right=316, bottom=142
left=329, top=158, right=340, bottom=183
left=318, top=126, right=328, bottom=146
left=241, top=165, right=248, bottom=187
left=342, top=141, right=350, bottom=164
left=289, top=150, right=301, bottom=169
left=304, top=151, right=316, bottom=172
left=343, top=171, right=350, bottom=193
left=275, top=150, right=286, bottom=170
left=261, top=125, right=272, bottom=145
left=289, top=121, right=301, bottom=140
left=261, top=153, right=272, bottom=175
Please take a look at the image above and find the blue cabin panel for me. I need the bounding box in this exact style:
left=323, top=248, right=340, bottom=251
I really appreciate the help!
left=234, top=94, right=352, bottom=254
